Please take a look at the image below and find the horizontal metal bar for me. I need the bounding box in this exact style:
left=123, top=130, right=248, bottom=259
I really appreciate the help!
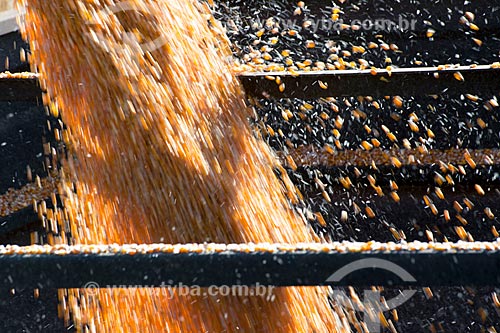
left=2, top=65, right=500, bottom=100
left=239, top=65, right=500, bottom=98
left=0, top=205, right=39, bottom=236
left=293, top=164, right=500, bottom=186
left=280, top=147, right=500, bottom=185
left=0, top=242, right=499, bottom=288
left=283, top=147, right=500, bottom=167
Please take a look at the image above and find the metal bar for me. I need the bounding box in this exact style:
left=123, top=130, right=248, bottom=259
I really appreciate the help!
left=0, top=206, right=39, bottom=236
left=283, top=147, right=500, bottom=168
left=0, top=76, right=41, bottom=101
left=0, top=242, right=499, bottom=288
left=2, top=65, right=500, bottom=100
left=279, top=147, right=500, bottom=185
left=239, top=65, right=500, bottom=98
left=294, top=164, right=500, bottom=186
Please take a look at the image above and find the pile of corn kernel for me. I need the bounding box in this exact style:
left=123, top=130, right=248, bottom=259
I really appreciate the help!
left=0, top=176, right=58, bottom=217
left=2, top=240, right=500, bottom=256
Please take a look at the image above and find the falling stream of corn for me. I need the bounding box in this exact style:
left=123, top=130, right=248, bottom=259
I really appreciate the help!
left=18, top=0, right=349, bottom=331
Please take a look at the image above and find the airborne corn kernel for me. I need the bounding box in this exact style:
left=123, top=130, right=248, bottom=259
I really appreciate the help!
left=19, top=0, right=347, bottom=332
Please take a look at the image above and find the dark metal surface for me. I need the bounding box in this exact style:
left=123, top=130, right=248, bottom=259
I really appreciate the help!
left=0, top=101, right=48, bottom=192
left=240, top=66, right=500, bottom=98
left=2, top=65, right=500, bottom=100
left=289, top=164, right=500, bottom=186
left=0, top=247, right=499, bottom=288
left=0, top=206, right=38, bottom=236
left=0, top=32, right=30, bottom=73
left=0, top=77, right=41, bottom=101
